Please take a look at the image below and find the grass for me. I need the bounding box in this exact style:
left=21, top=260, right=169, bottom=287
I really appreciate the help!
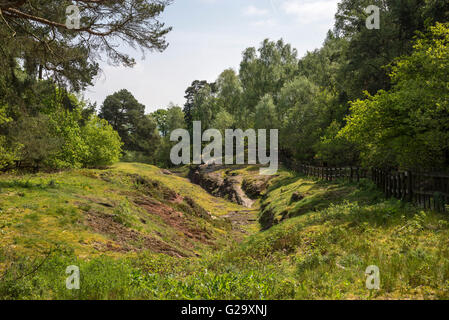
left=0, top=164, right=244, bottom=263
left=259, top=168, right=384, bottom=229
left=235, top=199, right=449, bottom=299
left=112, top=163, right=243, bottom=216
left=1, top=163, right=449, bottom=300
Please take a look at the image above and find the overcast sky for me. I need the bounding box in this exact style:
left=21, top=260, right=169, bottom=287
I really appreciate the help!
left=84, top=0, right=340, bottom=113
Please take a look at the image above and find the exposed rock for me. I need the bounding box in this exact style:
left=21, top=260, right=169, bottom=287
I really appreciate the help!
left=259, top=207, right=277, bottom=230
left=188, top=165, right=254, bottom=208
left=290, top=191, right=305, bottom=203
left=221, top=176, right=255, bottom=208
left=160, top=169, right=173, bottom=175
left=242, top=175, right=272, bottom=199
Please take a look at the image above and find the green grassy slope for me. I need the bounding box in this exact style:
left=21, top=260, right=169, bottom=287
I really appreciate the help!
left=0, top=163, right=252, bottom=299
left=232, top=170, right=449, bottom=299
left=1, top=164, right=448, bottom=299
left=113, top=163, right=243, bottom=216
left=0, top=165, right=238, bottom=259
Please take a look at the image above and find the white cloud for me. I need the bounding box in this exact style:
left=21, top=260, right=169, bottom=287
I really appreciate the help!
left=280, top=0, right=339, bottom=24
left=244, top=5, right=270, bottom=16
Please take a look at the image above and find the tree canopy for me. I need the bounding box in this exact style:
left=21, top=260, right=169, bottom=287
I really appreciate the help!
left=0, top=0, right=172, bottom=90
left=341, top=22, right=449, bottom=168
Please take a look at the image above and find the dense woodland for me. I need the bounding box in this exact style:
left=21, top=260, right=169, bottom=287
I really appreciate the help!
left=1, top=0, right=449, bottom=172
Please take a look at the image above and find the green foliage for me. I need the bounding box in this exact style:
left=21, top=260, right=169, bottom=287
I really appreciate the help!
left=177, top=3, right=447, bottom=169
left=298, top=31, right=348, bottom=93
left=278, top=78, right=332, bottom=161
left=0, top=0, right=172, bottom=92
left=48, top=107, right=87, bottom=169
left=152, top=109, right=169, bottom=137
left=314, top=121, right=359, bottom=166
left=239, top=39, right=299, bottom=114
left=11, top=114, right=63, bottom=169
left=81, top=116, right=123, bottom=167
left=0, top=0, right=173, bottom=171
left=254, top=94, right=278, bottom=130
left=183, top=80, right=210, bottom=131
left=211, top=110, right=235, bottom=134
left=0, top=135, right=16, bottom=170
left=191, top=84, right=220, bottom=130
left=165, top=105, right=186, bottom=133
left=216, top=69, right=243, bottom=126
left=151, top=105, right=187, bottom=167
left=334, top=0, right=449, bottom=100
left=340, top=23, right=449, bottom=168
left=0, top=105, right=17, bottom=170
left=0, top=82, right=124, bottom=170
left=100, top=89, right=159, bottom=157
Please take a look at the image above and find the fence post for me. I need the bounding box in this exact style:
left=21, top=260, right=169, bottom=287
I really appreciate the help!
left=405, top=171, right=412, bottom=203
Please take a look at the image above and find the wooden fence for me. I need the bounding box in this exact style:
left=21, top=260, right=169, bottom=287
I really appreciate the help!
left=293, top=164, right=449, bottom=212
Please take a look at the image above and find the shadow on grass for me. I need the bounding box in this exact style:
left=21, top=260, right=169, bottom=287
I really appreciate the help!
left=0, top=179, right=59, bottom=190
left=260, top=171, right=386, bottom=229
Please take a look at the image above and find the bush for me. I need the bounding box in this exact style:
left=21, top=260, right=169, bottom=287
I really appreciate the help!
left=0, top=106, right=17, bottom=170
left=81, top=116, right=123, bottom=168
left=11, top=114, right=63, bottom=169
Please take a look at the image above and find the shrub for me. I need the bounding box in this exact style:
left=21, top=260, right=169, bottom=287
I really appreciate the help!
left=81, top=116, right=123, bottom=168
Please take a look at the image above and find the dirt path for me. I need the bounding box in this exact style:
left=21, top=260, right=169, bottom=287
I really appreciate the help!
left=222, top=209, right=259, bottom=236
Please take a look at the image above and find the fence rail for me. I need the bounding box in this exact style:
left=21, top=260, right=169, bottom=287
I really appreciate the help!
left=291, top=164, right=449, bottom=213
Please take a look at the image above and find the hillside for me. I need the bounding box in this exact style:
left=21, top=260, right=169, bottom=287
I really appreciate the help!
left=1, top=163, right=449, bottom=299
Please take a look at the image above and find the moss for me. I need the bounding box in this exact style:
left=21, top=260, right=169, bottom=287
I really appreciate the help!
left=2, top=163, right=449, bottom=300
left=0, top=164, right=239, bottom=260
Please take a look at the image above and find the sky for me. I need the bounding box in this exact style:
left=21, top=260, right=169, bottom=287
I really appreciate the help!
left=84, top=0, right=340, bottom=113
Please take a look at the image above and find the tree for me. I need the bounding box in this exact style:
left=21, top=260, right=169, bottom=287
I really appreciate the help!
left=277, top=76, right=319, bottom=124
left=314, top=120, right=359, bottom=166
left=254, top=94, right=278, bottom=130
left=166, top=104, right=186, bottom=133
left=154, top=105, right=185, bottom=168
left=212, top=110, right=234, bottom=134
left=100, top=89, right=159, bottom=160
left=0, top=105, right=17, bottom=170
left=2, top=87, right=123, bottom=170
left=299, top=31, right=348, bottom=96
left=277, top=76, right=333, bottom=162
left=152, top=109, right=169, bottom=137
left=215, top=69, right=242, bottom=127
left=334, top=0, right=449, bottom=100
left=340, top=23, right=449, bottom=168
left=239, top=39, right=299, bottom=117
left=132, top=115, right=160, bottom=156
left=0, top=0, right=172, bottom=91
left=183, top=80, right=209, bottom=130
left=190, top=84, right=219, bottom=131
